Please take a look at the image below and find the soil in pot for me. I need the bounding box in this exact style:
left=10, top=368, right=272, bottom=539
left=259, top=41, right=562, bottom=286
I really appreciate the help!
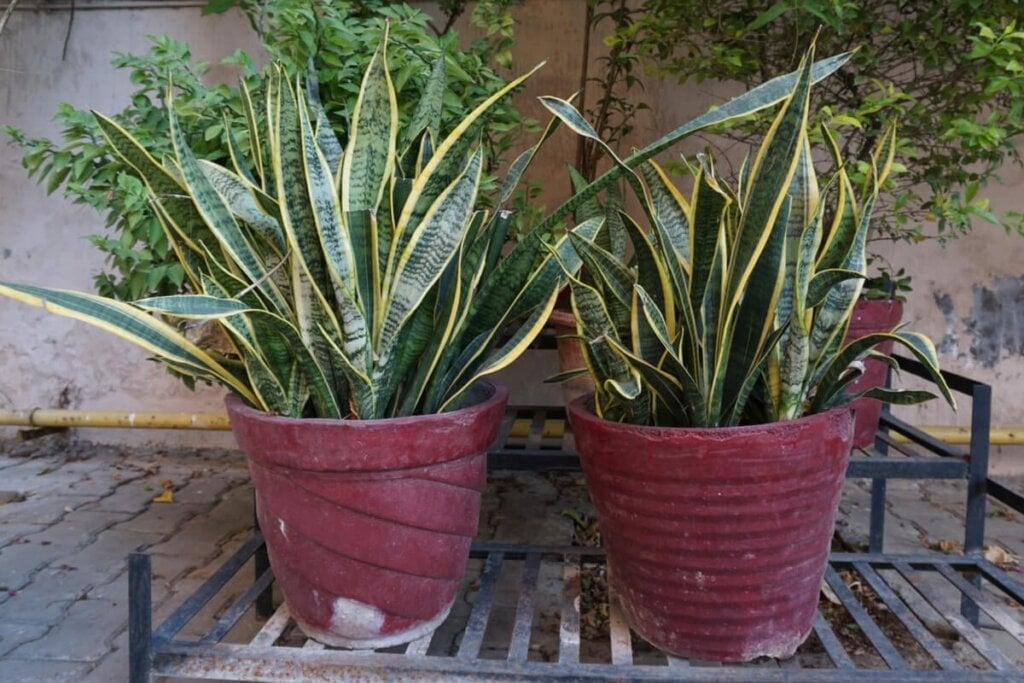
left=226, top=383, right=508, bottom=649
left=568, top=397, right=854, bottom=662
left=845, top=298, right=904, bottom=449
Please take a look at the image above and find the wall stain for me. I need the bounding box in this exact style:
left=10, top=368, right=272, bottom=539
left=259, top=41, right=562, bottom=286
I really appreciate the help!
left=933, top=292, right=959, bottom=356
left=966, top=277, right=1024, bottom=367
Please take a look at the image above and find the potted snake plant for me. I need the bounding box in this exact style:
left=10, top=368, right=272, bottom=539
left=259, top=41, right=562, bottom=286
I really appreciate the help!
left=545, top=47, right=955, bottom=662
left=1, top=28, right=868, bottom=650
left=0, top=33, right=608, bottom=649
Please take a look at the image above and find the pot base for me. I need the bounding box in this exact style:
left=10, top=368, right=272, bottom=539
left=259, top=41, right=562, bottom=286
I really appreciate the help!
left=293, top=598, right=455, bottom=650
left=623, top=594, right=811, bottom=662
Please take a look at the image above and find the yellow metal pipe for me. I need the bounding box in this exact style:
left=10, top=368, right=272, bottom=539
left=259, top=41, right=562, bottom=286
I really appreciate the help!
left=890, top=426, right=1024, bottom=446
left=0, top=409, right=231, bottom=431
left=0, top=409, right=1021, bottom=445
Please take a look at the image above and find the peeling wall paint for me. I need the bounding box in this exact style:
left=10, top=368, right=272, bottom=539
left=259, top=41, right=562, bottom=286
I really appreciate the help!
left=968, top=277, right=1024, bottom=368
left=932, top=276, right=1024, bottom=369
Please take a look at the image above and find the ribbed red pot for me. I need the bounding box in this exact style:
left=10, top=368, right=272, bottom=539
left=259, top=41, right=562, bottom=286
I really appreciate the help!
left=845, top=298, right=904, bottom=448
left=226, top=383, right=508, bottom=649
left=568, top=398, right=853, bottom=662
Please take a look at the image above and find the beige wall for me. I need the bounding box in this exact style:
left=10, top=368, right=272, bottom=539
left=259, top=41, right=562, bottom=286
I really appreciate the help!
left=1, top=1, right=1021, bottom=448
left=0, top=7, right=263, bottom=447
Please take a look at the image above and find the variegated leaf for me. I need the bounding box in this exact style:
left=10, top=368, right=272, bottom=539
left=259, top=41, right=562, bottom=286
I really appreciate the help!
left=342, top=30, right=397, bottom=213
left=379, top=147, right=483, bottom=354
left=531, top=52, right=852, bottom=237
left=0, top=282, right=258, bottom=405
left=198, top=160, right=285, bottom=251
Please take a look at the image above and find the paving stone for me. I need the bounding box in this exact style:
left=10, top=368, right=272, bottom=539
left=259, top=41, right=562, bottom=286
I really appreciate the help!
left=146, top=488, right=253, bottom=559
left=902, top=510, right=970, bottom=542
left=983, top=518, right=1024, bottom=557
left=0, top=540, right=70, bottom=591
left=115, top=501, right=206, bottom=535
left=87, top=565, right=170, bottom=607
left=20, top=509, right=133, bottom=549
left=174, top=533, right=250, bottom=585
left=0, top=659, right=93, bottom=682
left=0, top=494, right=95, bottom=525
left=0, top=621, right=49, bottom=657
left=0, top=455, right=80, bottom=491
left=9, top=598, right=126, bottom=662
left=65, top=470, right=136, bottom=499
left=483, top=473, right=574, bottom=545
left=26, top=565, right=115, bottom=604
left=0, top=521, right=47, bottom=548
left=80, top=627, right=128, bottom=683
left=81, top=477, right=175, bottom=514
left=30, top=528, right=168, bottom=598
left=0, top=580, right=76, bottom=624
left=169, top=470, right=249, bottom=506
left=881, top=517, right=929, bottom=553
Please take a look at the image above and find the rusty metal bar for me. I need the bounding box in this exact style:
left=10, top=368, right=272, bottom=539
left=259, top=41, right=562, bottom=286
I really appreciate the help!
left=457, top=551, right=503, bottom=659
left=892, top=561, right=1014, bottom=672
left=853, top=561, right=961, bottom=670
left=933, top=564, right=1024, bottom=646
left=823, top=566, right=908, bottom=670
left=249, top=605, right=290, bottom=649
left=200, top=566, right=275, bottom=645
left=607, top=584, right=634, bottom=666
left=558, top=555, right=580, bottom=665
left=508, top=552, right=542, bottom=662
left=811, top=611, right=853, bottom=670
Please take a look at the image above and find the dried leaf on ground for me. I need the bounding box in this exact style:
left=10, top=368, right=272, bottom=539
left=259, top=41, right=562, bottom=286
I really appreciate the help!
left=984, top=544, right=1020, bottom=568
left=152, top=479, right=175, bottom=504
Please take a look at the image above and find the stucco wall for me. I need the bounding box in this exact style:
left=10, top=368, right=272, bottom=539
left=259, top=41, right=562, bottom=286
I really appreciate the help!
left=0, top=6, right=263, bottom=447
left=1, top=2, right=1021, bottom=449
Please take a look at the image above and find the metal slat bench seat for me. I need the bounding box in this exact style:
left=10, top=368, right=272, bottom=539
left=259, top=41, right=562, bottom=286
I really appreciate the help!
left=129, top=357, right=1022, bottom=680
left=129, top=537, right=1024, bottom=681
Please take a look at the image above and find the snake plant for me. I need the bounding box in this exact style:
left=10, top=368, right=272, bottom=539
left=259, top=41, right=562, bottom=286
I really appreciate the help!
left=0, top=33, right=595, bottom=419
left=0, top=34, right=862, bottom=421
left=545, top=48, right=956, bottom=427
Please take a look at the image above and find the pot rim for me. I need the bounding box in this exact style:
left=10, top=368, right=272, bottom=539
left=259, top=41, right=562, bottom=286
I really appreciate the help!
left=568, top=393, right=853, bottom=440
left=225, top=380, right=507, bottom=429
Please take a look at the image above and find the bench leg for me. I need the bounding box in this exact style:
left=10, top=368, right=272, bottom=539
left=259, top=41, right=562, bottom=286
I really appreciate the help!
left=129, top=553, right=152, bottom=683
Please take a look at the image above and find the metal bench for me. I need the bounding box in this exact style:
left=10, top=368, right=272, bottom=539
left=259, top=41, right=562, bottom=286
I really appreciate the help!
left=128, top=357, right=1024, bottom=681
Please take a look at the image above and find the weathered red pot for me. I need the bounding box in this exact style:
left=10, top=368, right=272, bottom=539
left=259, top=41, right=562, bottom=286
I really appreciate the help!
left=549, top=308, right=595, bottom=406
left=226, top=383, right=508, bottom=649
left=568, top=397, right=854, bottom=662
left=845, top=298, right=904, bottom=448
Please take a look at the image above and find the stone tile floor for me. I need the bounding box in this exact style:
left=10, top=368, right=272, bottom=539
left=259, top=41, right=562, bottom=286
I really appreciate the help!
left=0, top=433, right=1022, bottom=681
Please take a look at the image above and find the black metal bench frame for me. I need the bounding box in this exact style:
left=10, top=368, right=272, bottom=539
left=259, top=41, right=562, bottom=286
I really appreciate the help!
left=128, top=357, right=1024, bottom=681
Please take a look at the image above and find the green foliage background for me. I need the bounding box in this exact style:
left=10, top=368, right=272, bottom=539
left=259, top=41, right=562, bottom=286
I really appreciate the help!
left=617, top=0, right=1024, bottom=245
left=6, top=0, right=532, bottom=302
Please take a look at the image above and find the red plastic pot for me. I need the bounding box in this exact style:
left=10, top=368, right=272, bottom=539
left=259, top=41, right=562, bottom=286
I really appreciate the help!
left=568, top=397, right=853, bottom=662
left=226, top=382, right=508, bottom=648
left=845, top=298, right=904, bottom=448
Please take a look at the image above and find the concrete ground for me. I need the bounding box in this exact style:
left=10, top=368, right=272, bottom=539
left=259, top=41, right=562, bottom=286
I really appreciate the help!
left=0, top=433, right=1023, bottom=681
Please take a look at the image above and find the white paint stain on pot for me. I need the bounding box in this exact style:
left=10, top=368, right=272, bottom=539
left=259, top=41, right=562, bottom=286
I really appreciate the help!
left=330, top=596, right=386, bottom=639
